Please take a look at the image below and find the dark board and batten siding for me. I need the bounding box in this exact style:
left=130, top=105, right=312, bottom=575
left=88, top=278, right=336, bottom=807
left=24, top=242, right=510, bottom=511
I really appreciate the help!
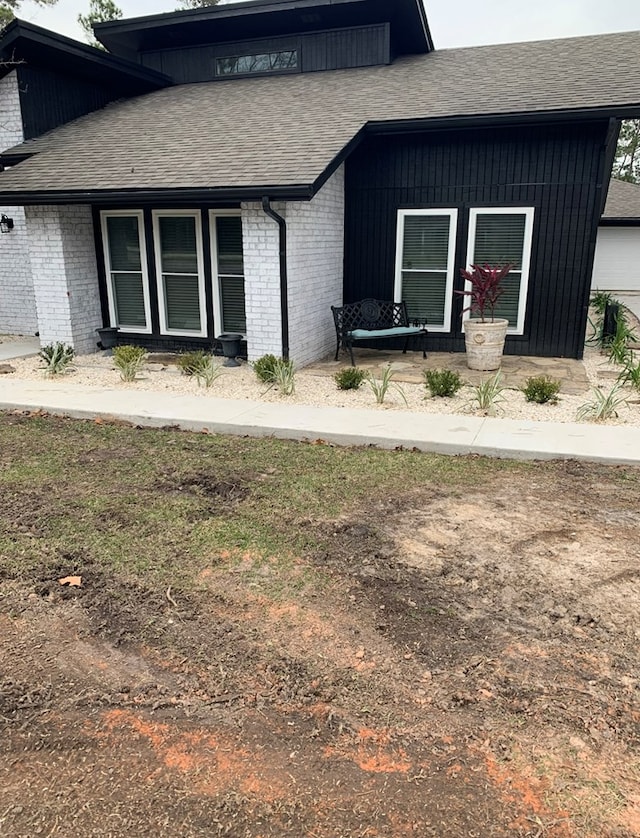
left=139, top=24, right=390, bottom=83
left=343, top=122, right=610, bottom=359
left=17, top=66, right=116, bottom=141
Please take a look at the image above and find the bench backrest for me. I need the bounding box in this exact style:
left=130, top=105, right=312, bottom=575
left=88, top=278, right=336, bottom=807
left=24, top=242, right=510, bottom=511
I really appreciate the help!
left=331, top=299, right=410, bottom=334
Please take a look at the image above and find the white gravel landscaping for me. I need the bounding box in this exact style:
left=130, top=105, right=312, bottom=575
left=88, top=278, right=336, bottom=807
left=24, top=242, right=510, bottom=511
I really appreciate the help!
left=4, top=345, right=640, bottom=428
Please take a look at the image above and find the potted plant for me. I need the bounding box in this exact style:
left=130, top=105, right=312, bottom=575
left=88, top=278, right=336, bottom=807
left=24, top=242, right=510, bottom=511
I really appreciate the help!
left=457, top=264, right=512, bottom=370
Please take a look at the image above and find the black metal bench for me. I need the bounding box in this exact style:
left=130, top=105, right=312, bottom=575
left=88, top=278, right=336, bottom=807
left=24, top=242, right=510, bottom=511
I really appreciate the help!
left=331, top=299, right=428, bottom=366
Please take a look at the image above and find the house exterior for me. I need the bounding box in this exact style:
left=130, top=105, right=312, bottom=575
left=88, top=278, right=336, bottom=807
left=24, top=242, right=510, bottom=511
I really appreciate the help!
left=0, top=0, right=639, bottom=363
left=592, top=179, right=640, bottom=321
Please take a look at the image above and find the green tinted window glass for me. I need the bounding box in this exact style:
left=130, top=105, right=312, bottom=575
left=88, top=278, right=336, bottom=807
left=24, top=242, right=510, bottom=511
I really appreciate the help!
left=159, top=216, right=198, bottom=274
left=106, top=216, right=141, bottom=272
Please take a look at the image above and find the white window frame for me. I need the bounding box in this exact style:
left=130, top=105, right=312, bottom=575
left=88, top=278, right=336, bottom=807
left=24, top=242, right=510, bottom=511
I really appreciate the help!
left=100, top=210, right=152, bottom=335
left=208, top=209, right=245, bottom=338
left=394, top=208, right=458, bottom=333
left=152, top=209, right=207, bottom=338
left=464, top=207, right=535, bottom=336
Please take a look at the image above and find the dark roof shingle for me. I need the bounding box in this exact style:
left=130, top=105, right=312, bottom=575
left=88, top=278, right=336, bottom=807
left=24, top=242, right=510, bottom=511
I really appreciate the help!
left=603, top=178, right=640, bottom=219
left=1, top=30, right=640, bottom=197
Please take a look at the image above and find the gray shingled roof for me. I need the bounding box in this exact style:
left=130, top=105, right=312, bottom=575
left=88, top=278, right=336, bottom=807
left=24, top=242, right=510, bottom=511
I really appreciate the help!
left=603, top=178, right=640, bottom=219
left=1, top=30, right=640, bottom=196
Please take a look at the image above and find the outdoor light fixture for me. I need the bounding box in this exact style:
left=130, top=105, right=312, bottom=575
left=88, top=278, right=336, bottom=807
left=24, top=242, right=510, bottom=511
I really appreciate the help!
left=0, top=214, right=14, bottom=233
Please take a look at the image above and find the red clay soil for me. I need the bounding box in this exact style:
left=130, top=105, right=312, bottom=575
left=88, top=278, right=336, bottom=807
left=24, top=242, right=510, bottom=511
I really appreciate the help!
left=1, top=463, right=640, bottom=836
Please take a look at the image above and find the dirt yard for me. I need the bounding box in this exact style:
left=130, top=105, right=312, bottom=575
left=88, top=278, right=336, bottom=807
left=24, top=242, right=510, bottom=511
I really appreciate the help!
left=0, top=413, right=639, bottom=837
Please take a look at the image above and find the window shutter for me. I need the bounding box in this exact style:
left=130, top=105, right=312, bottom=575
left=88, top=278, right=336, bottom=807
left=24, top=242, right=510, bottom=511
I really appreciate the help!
left=491, top=275, right=521, bottom=326
left=113, top=273, right=146, bottom=328
left=215, top=216, right=246, bottom=333
left=473, top=214, right=526, bottom=269
left=216, top=217, right=244, bottom=275
left=472, top=214, right=527, bottom=327
left=399, top=214, right=453, bottom=327
left=164, top=274, right=202, bottom=332
left=220, top=277, right=246, bottom=332
left=401, top=272, right=447, bottom=325
left=104, top=215, right=147, bottom=329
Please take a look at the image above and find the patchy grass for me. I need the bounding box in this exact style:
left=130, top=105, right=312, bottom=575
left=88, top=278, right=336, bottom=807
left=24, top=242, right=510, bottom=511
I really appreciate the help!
left=0, top=412, right=524, bottom=586
left=2, top=413, right=640, bottom=837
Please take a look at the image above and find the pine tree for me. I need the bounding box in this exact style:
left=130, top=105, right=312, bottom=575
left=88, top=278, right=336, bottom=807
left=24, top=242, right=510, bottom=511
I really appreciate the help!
left=177, top=0, right=222, bottom=8
left=78, top=0, right=123, bottom=49
left=612, top=120, right=640, bottom=184
left=0, top=0, right=57, bottom=30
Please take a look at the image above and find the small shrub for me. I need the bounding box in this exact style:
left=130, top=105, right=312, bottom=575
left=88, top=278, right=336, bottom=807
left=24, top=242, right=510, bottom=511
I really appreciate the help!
left=177, top=351, right=223, bottom=388
left=253, top=354, right=280, bottom=384
left=606, top=313, right=636, bottom=365
left=522, top=375, right=561, bottom=405
left=618, top=358, right=640, bottom=391
left=365, top=365, right=407, bottom=405
left=424, top=368, right=462, bottom=398
left=112, top=345, right=147, bottom=382
left=39, top=342, right=75, bottom=376
left=270, top=357, right=296, bottom=396
left=471, top=371, right=506, bottom=413
left=576, top=384, right=627, bottom=422
left=177, top=350, right=208, bottom=376
left=334, top=367, right=366, bottom=390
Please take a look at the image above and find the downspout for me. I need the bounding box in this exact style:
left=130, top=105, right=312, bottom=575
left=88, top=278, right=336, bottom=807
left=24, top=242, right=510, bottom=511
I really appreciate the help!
left=261, top=196, right=289, bottom=360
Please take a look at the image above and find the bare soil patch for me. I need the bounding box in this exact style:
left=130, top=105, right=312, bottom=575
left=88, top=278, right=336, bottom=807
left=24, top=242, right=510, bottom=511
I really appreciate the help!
left=0, top=415, right=639, bottom=836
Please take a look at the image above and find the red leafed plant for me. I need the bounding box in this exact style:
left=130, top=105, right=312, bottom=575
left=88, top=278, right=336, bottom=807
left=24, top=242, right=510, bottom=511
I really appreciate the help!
left=457, top=264, right=512, bottom=323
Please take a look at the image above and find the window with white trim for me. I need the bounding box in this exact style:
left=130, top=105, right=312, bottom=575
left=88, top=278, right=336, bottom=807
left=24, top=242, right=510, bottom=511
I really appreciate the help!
left=100, top=211, right=151, bottom=333
left=209, top=212, right=246, bottom=335
left=394, top=209, right=458, bottom=331
left=152, top=211, right=207, bottom=337
left=465, top=208, right=535, bottom=334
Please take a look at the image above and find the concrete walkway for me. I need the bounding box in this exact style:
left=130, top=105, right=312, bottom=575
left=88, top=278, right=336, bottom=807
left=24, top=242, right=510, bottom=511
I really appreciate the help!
left=0, top=377, right=639, bottom=466
left=0, top=336, right=40, bottom=362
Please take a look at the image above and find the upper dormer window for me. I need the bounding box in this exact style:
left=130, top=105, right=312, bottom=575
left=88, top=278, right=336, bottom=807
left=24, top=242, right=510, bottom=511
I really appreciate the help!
left=215, top=49, right=298, bottom=77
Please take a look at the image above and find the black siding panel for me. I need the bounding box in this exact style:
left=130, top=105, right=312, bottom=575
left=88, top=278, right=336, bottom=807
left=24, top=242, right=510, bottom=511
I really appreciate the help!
left=344, top=122, right=609, bottom=359
left=17, top=66, right=118, bottom=140
left=140, top=24, right=390, bottom=83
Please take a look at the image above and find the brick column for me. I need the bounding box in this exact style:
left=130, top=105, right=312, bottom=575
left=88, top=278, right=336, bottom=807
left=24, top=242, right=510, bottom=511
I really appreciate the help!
left=241, top=202, right=284, bottom=361
left=26, top=205, right=103, bottom=355
left=286, top=165, right=345, bottom=367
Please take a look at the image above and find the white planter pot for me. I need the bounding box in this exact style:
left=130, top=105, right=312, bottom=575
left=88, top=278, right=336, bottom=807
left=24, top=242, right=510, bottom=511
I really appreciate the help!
left=464, top=318, right=509, bottom=370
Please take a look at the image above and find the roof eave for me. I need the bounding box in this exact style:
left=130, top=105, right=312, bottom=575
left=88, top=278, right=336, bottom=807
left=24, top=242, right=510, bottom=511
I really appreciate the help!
left=600, top=217, right=640, bottom=226
left=0, top=19, right=172, bottom=88
left=0, top=184, right=316, bottom=206
left=365, top=107, right=640, bottom=135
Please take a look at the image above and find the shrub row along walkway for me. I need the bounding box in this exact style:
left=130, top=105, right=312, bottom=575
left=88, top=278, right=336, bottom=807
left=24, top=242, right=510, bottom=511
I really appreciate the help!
left=0, top=377, right=638, bottom=465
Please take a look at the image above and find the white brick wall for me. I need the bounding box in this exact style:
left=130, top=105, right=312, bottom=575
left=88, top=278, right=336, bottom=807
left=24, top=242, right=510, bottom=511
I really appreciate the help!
left=240, top=166, right=345, bottom=366
left=241, top=201, right=285, bottom=361
left=26, top=205, right=103, bottom=355
left=287, top=165, right=344, bottom=367
left=0, top=72, right=37, bottom=335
